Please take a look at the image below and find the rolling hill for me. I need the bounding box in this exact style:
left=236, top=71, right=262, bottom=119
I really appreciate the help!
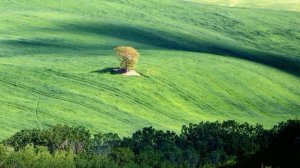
left=191, top=0, right=300, bottom=11
left=0, top=0, right=300, bottom=140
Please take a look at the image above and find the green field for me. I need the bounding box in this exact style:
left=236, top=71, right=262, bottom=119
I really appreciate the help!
left=191, top=0, right=300, bottom=11
left=0, top=0, right=300, bottom=140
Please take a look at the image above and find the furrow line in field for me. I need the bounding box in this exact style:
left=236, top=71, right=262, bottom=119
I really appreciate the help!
left=142, top=63, right=202, bottom=105
left=49, top=70, right=185, bottom=123
left=2, top=66, right=177, bottom=127
left=143, top=65, right=205, bottom=110
left=0, top=100, right=43, bottom=127
left=0, top=100, right=33, bottom=111
left=38, top=111, right=102, bottom=134
left=156, top=76, right=201, bottom=103
left=198, top=70, right=272, bottom=116
left=0, top=79, right=140, bottom=125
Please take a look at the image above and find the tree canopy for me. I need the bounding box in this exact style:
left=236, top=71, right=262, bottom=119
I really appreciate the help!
left=1, top=120, right=299, bottom=168
left=114, top=46, right=140, bottom=71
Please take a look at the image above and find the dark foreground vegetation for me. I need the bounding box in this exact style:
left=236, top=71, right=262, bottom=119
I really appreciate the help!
left=1, top=120, right=299, bottom=168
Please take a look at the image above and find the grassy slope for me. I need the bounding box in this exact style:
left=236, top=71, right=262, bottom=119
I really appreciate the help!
left=0, top=0, right=300, bottom=139
left=191, top=0, right=300, bottom=11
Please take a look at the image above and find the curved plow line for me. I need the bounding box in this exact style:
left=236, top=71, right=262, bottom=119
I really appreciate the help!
left=198, top=70, right=273, bottom=117
left=0, top=79, right=140, bottom=125
left=49, top=70, right=185, bottom=123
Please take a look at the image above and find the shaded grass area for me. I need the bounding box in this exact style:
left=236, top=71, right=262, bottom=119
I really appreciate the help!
left=2, top=21, right=300, bottom=76
left=55, top=22, right=300, bottom=76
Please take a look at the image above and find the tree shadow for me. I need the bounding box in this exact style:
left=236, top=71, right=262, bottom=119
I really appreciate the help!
left=91, top=67, right=124, bottom=75
left=91, top=67, right=150, bottom=78
left=60, top=22, right=300, bottom=77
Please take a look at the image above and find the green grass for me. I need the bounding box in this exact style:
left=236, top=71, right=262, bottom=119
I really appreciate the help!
left=0, top=0, right=300, bottom=139
left=191, top=0, right=300, bottom=11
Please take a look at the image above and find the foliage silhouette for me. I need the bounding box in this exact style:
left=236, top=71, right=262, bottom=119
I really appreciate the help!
left=1, top=119, right=299, bottom=167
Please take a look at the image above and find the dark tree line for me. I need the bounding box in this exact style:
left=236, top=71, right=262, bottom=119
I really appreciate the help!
left=1, top=120, right=299, bottom=168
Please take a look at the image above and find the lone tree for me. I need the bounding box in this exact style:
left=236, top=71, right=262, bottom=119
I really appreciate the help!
left=114, top=46, right=140, bottom=72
